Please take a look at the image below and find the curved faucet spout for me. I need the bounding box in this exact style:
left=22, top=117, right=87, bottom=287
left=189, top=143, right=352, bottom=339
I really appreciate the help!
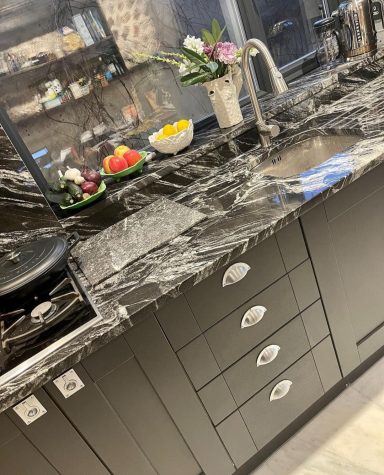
left=242, top=38, right=288, bottom=148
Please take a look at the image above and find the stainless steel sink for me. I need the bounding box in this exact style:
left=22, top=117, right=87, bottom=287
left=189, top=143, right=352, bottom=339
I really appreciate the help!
left=250, top=134, right=361, bottom=178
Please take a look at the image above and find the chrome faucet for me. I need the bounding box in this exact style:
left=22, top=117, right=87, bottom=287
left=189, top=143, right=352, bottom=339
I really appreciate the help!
left=242, top=39, right=288, bottom=148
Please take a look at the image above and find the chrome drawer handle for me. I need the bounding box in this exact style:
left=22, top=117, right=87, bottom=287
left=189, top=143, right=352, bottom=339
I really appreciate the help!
left=241, top=306, right=267, bottom=329
left=257, top=345, right=280, bottom=367
left=222, top=263, right=251, bottom=287
left=270, top=380, right=293, bottom=402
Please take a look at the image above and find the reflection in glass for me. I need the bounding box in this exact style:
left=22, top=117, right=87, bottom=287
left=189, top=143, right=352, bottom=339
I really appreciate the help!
left=0, top=0, right=231, bottom=189
left=251, top=0, right=322, bottom=67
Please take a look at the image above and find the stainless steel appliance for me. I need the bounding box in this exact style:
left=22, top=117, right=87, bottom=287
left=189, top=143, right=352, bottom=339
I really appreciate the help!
left=313, top=17, right=342, bottom=69
left=336, top=0, right=377, bottom=61
left=0, top=236, right=101, bottom=384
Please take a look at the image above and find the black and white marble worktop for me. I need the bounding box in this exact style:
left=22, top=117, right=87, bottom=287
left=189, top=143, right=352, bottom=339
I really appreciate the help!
left=0, top=125, right=63, bottom=257
left=2, top=54, right=384, bottom=412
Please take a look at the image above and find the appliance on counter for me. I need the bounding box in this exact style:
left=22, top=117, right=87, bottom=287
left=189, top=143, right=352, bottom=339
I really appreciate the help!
left=372, top=1, right=384, bottom=43
left=0, top=236, right=101, bottom=385
left=313, top=17, right=342, bottom=69
left=335, top=0, right=377, bottom=61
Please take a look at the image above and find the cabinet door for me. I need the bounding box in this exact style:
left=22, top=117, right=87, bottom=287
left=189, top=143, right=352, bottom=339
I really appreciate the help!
left=96, top=356, right=201, bottom=475
left=0, top=413, right=58, bottom=475
left=7, top=389, right=108, bottom=475
left=45, top=364, right=157, bottom=475
left=327, top=184, right=384, bottom=343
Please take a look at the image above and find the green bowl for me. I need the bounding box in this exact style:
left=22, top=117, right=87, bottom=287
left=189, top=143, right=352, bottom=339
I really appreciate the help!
left=60, top=181, right=106, bottom=210
left=100, top=151, right=147, bottom=182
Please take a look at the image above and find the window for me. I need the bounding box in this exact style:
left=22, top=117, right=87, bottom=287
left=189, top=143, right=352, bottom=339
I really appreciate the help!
left=236, top=0, right=330, bottom=88
left=0, top=0, right=238, bottom=203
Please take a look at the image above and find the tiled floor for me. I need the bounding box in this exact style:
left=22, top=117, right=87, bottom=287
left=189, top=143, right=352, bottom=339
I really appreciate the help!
left=252, top=357, right=384, bottom=475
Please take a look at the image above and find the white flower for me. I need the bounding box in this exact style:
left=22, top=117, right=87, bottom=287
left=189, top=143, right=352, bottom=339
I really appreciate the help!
left=179, top=60, right=199, bottom=76
left=183, top=35, right=205, bottom=55
left=179, top=62, right=188, bottom=75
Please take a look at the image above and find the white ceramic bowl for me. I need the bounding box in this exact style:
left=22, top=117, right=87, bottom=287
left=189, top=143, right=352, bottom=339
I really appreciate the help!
left=149, top=120, right=194, bottom=155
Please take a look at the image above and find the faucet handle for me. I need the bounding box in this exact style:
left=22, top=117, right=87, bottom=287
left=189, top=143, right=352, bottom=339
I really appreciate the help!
left=267, top=124, right=280, bottom=138
left=259, top=123, right=280, bottom=138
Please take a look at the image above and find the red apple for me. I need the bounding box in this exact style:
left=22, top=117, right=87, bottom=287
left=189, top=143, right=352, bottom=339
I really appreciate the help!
left=109, top=155, right=128, bottom=173
left=123, top=149, right=142, bottom=167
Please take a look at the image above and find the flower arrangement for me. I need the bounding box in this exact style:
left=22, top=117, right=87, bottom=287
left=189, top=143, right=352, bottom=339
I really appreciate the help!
left=135, top=19, right=252, bottom=87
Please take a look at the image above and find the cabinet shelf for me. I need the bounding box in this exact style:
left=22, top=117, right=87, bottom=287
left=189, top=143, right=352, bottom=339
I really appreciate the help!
left=0, top=35, right=115, bottom=81
left=11, top=73, right=126, bottom=123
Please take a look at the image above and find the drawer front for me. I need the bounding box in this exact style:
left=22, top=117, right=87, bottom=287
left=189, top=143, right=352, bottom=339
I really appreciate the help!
left=185, top=236, right=286, bottom=331
left=205, top=275, right=299, bottom=370
left=198, top=375, right=237, bottom=426
left=276, top=221, right=308, bottom=272
left=289, top=260, right=320, bottom=312
left=216, top=411, right=258, bottom=469
left=178, top=335, right=220, bottom=390
left=224, top=316, right=310, bottom=406
left=240, top=352, right=324, bottom=449
left=156, top=295, right=201, bottom=351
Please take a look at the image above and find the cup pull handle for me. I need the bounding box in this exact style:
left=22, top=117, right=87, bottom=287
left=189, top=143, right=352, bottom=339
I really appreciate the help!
left=270, top=380, right=293, bottom=402
left=257, top=345, right=280, bottom=367
left=222, top=263, right=251, bottom=287
left=241, top=306, right=267, bottom=329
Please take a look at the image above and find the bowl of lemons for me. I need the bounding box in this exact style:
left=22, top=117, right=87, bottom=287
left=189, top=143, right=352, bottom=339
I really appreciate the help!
left=149, top=119, right=194, bottom=155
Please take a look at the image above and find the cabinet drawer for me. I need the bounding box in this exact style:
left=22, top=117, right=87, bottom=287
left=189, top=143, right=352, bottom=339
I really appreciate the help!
left=156, top=295, right=201, bottom=351
left=185, top=236, right=286, bottom=331
left=224, top=316, right=310, bottom=406
left=205, top=275, right=299, bottom=370
left=216, top=411, right=257, bottom=468
left=240, top=352, right=324, bottom=449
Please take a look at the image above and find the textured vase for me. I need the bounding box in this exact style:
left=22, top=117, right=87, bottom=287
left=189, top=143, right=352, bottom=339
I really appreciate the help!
left=203, top=69, right=243, bottom=129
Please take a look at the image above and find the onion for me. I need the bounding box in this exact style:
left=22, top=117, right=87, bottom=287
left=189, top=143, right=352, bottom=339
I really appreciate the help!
left=81, top=181, right=99, bottom=195
left=81, top=168, right=101, bottom=186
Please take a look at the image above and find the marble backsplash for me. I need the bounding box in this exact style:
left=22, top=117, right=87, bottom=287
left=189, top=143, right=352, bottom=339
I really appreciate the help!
left=0, top=125, right=63, bottom=256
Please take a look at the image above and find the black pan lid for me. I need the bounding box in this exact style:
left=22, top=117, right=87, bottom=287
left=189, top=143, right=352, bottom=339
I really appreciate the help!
left=0, top=237, right=68, bottom=298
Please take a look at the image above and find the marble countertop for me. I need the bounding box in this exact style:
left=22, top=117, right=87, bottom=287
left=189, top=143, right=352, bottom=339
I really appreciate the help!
left=2, top=54, right=384, bottom=413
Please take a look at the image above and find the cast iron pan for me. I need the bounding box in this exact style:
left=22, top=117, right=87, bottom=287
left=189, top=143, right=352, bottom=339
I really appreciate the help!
left=0, top=233, right=80, bottom=311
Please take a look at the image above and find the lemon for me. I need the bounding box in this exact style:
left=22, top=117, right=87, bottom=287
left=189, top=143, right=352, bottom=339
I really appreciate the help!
left=177, top=119, right=190, bottom=132
left=156, top=133, right=167, bottom=141
left=163, top=124, right=178, bottom=136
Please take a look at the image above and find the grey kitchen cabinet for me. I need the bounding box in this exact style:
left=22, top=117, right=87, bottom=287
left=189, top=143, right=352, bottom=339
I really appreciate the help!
left=185, top=235, right=286, bottom=331
left=7, top=388, right=109, bottom=475
left=45, top=363, right=157, bottom=475
left=126, top=315, right=236, bottom=475
left=0, top=413, right=58, bottom=474
left=240, top=352, right=324, bottom=449
left=223, top=315, right=311, bottom=406
left=204, top=275, right=300, bottom=371
left=302, top=164, right=384, bottom=371
left=50, top=334, right=201, bottom=475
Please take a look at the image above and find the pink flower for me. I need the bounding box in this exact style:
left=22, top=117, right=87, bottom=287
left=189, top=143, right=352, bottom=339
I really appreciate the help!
left=214, top=42, right=238, bottom=65
left=203, top=44, right=214, bottom=56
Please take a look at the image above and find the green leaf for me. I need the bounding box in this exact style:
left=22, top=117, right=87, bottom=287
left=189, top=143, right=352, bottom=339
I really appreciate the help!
left=212, top=18, right=222, bottom=41
left=203, top=62, right=219, bottom=74
left=181, top=47, right=207, bottom=65
left=201, top=28, right=215, bottom=46
left=217, top=25, right=227, bottom=43
left=180, top=71, right=202, bottom=82
left=181, top=72, right=212, bottom=86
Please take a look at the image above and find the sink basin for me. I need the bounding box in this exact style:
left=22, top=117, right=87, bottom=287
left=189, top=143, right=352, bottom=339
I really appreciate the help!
left=251, top=134, right=361, bottom=178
